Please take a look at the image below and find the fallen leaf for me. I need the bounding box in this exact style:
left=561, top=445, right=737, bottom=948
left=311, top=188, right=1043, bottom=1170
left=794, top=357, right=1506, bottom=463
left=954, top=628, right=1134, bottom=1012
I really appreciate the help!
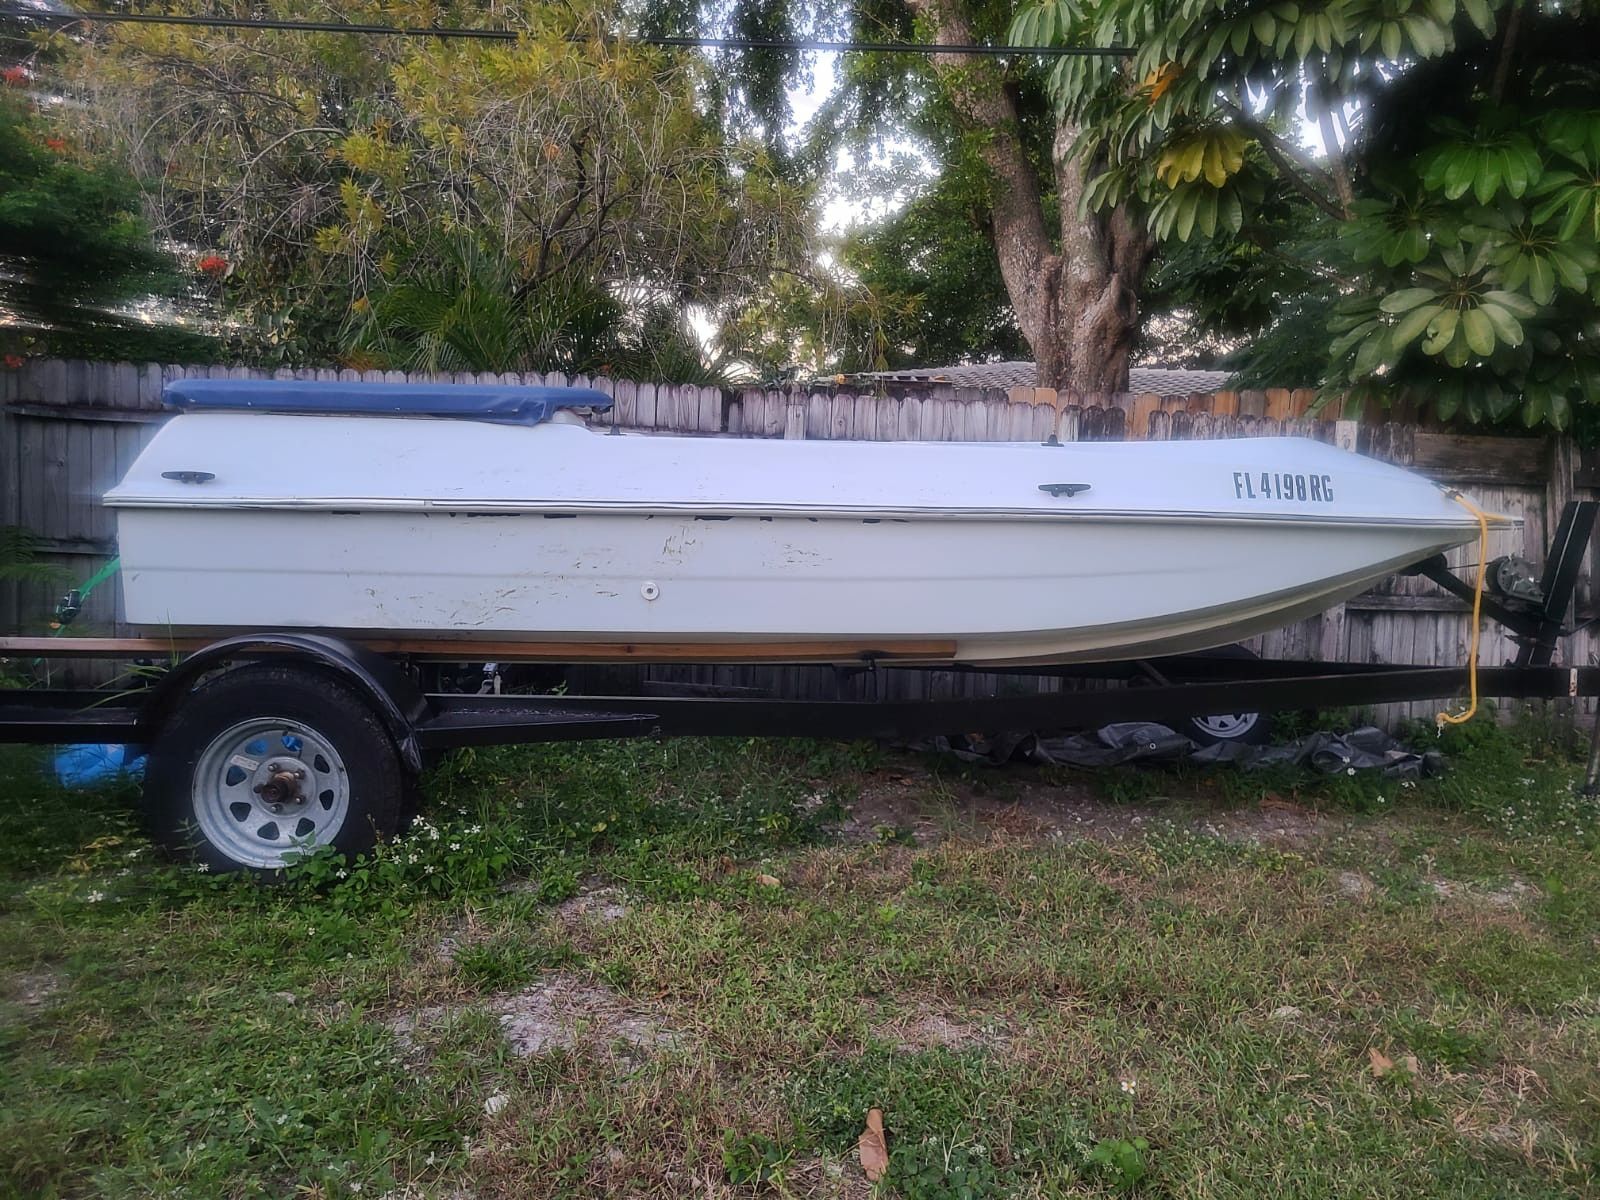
left=1400, top=1055, right=1422, bottom=1077
left=858, top=1108, right=888, bottom=1182
left=756, top=873, right=781, bottom=888
left=1369, top=1048, right=1395, bottom=1078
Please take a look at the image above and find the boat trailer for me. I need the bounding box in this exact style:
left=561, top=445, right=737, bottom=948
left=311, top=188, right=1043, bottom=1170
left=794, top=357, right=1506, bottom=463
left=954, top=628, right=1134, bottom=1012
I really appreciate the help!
left=3, top=501, right=1599, bottom=871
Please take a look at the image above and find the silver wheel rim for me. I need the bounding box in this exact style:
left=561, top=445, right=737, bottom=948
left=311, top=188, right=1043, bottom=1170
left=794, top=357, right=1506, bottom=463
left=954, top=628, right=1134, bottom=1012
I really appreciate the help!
left=192, top=717, right=351, bottom=868
left=1191, top=712, right=1262, bottom=740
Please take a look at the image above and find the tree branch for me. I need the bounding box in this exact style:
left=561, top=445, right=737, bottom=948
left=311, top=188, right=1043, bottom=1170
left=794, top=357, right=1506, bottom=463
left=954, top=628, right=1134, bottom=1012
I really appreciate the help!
left=1217, top=93, right=1347, bottom=220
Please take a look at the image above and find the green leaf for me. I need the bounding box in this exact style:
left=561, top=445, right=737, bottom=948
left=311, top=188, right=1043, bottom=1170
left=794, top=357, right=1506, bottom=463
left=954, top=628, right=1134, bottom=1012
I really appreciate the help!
left=1379, top=20, right=1402, bottom=60
left=1500, top=147, right=1528, bottom=197
left=1550, top=247, right=1589, bottom=291
left=1391, top=302, right=1443, bottom=348
left=1528, top=254, right=1556, bottom=304
left=1473, top=152, right=1502, bottom=204
left=1558, top=195, right=1595, bottom=243
left=1379, top=288, right=1440, bottom=313
left=1422, top=308, right=1459, bottom=355
left=1461, top=0, right=1494, bottom=37
left=1482, top=289, right=1538, bottom=317
left=1176, top=189, right=1198, bottom=241
left=1461, top=307, right=1495, bottom=356
left=1442, top=153, right=1476, bottom=200
left=1478, top=303, right=1525, bottom=347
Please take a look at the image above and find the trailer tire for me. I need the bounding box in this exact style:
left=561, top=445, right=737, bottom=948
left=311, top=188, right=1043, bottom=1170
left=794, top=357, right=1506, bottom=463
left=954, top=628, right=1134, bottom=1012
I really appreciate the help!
left=144, top=664, right=404, bottom=874
left=1172, top=645, right=1275, bottom=747
left=1179, top=709, right=1274, bottom=747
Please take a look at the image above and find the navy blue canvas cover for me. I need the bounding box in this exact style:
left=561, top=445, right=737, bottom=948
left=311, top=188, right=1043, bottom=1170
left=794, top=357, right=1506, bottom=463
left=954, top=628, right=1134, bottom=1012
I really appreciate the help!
left=164, top=378, right=614, bottom=425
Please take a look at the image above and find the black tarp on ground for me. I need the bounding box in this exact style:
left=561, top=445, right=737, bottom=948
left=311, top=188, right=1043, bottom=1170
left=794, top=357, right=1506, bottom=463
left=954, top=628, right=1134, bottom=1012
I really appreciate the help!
left=911, top=723, right=1446, bottom=779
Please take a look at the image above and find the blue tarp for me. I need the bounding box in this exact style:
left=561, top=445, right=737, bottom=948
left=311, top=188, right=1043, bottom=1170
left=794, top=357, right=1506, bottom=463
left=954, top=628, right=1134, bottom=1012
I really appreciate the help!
left=164, top=378, right=614, bottom=426
left=55, top=743, right=147, bottom=788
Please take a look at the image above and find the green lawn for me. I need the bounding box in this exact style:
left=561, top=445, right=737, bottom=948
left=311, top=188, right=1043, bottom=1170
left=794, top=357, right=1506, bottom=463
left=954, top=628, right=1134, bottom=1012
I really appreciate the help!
left=1, top=718, right=1598, bottom=1198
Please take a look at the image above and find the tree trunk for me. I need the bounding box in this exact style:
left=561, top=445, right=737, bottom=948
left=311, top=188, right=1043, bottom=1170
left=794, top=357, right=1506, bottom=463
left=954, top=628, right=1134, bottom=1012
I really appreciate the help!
left=1039, top=122, right=1152, bottom=393
left=908, top=0, right=1152, bottom=393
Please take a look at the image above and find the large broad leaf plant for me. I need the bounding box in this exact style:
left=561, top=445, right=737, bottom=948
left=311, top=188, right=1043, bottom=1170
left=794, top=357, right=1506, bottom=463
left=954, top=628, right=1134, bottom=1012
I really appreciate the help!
left=1010, top=0, right=1600, bottom=430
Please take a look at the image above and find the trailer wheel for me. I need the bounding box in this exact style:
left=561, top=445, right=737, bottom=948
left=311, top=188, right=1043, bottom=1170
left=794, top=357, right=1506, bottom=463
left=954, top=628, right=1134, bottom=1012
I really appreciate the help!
left=1180, top=709, right=1273, bottom=746
left=1173, top=644, right=1274, bottom=747
left=145, top=664, right=403, bottom=873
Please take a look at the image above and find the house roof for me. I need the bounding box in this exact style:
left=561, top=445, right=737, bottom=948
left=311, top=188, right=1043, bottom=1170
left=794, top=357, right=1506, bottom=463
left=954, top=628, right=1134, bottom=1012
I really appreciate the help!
left=849, top=361, right=1233, bottom=397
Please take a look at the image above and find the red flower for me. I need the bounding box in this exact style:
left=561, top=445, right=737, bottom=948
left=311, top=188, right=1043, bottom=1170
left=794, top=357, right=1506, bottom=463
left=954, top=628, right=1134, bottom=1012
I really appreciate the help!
left=197, top=255, right=230, bottom=278
left=1, top=66, right=27, bottom=88
left=2, top=355, right=24, bottom=370
left=44, top=136, right=66, bottom=153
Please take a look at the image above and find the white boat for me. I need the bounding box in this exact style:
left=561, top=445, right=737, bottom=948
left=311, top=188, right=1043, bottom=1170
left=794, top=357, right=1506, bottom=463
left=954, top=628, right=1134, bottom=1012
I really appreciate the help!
left=104, top=380, right=1506, bottom=666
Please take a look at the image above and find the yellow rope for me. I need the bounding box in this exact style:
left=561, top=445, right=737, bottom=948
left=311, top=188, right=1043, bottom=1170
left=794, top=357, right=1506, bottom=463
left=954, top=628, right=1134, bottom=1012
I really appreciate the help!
left=1437, top=490, right=1491, bottom=728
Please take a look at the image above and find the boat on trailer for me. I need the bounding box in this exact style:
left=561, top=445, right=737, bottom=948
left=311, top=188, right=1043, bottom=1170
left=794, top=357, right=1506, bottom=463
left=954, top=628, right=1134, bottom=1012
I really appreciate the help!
left=105, top=379, right=1508, bottom=666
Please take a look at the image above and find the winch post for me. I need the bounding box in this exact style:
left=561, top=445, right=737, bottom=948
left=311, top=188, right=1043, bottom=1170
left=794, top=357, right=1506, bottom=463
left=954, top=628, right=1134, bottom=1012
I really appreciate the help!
left=1516, top=500, right=1598, bottom=667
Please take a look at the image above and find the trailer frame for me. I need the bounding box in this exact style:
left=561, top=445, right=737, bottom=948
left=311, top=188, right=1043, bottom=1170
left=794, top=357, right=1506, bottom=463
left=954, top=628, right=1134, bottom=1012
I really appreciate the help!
left=3, top=501, right=1599, bottom=869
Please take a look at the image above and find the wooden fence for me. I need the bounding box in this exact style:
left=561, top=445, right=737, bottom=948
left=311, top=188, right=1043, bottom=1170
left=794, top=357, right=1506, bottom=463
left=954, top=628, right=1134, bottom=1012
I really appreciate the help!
left=3, top=359, right=1597, bottom=724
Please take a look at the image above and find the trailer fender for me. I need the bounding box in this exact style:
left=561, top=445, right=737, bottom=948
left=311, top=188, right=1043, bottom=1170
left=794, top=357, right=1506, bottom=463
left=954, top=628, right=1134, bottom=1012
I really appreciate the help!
left=144, top=633, right=428, bottom=773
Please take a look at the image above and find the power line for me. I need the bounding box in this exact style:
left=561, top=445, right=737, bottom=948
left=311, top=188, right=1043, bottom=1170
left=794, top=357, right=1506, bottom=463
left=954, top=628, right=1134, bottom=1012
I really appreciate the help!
left=0, top=6, right=1136, bottom=57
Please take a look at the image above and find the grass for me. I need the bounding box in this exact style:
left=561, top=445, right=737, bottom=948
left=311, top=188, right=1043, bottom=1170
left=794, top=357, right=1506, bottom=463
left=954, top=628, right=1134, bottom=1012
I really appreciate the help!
left=1, top=718, right=1598, bottom=1197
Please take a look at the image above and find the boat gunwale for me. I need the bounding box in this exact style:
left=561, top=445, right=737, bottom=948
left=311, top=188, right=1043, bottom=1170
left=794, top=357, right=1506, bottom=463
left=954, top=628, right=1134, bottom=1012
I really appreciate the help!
left=100, top=496, right=1514, bottom=529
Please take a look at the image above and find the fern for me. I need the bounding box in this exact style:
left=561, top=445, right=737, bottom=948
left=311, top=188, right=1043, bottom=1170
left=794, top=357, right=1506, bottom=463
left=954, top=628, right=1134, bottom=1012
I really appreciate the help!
left=0, top=526, right=54, bottom=583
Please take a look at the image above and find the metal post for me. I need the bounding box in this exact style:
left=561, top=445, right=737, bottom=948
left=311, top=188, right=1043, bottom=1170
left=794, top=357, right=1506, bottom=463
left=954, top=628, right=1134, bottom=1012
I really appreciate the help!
left=1584, top=704, right=1600, bottom=798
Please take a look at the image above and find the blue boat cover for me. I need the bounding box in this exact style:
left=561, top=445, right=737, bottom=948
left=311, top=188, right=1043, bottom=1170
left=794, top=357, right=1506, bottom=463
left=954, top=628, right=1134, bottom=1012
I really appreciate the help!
left=163, top=378, right=614, bottom=425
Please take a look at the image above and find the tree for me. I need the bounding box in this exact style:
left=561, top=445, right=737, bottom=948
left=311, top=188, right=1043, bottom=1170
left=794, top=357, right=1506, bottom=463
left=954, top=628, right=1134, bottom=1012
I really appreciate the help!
left=0, top=84, right=212, bottom=361
left=837, top=163, right=1027, bottom=368
left=64, top=0, right=823, bottom=376
left=1017, top=0, right=1600, bottom=429
left=895, top=0, right=1154, bottom=391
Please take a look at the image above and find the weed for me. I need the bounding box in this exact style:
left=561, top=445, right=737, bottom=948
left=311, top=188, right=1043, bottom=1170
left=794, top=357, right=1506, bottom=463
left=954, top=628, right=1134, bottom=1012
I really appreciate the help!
left=454, top=934, right=579, bottom=991
left=720, top=1130, right=792, bottom=1185
left=1390, top=1011, right=1490, bottom=1069
left=1086, top=1136, right=1151, bottom=1192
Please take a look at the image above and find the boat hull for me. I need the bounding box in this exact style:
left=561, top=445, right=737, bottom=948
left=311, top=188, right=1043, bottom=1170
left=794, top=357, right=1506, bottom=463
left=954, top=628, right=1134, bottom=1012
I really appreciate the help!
left=106, top=411, right=1501, bottom=666
left=114, top=505, right=1474, bottom=666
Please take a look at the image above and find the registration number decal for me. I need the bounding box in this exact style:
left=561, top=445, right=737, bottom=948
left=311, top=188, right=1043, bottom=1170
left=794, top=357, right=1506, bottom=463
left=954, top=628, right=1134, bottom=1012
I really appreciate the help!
left=1233, top=471, right=1336, bottom=503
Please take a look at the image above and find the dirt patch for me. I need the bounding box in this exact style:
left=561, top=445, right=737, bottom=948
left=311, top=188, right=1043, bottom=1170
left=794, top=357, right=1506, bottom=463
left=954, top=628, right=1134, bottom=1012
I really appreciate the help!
left=1335, top=870, right=1378, bottom=900
left=492, top=971, right=678, bottom=1060
left=383, top=972, right=679, bottom=1066
left=1197, top=800, right=1344, bottom=849
left=1428, top=877, right=1540, bottom=909
left=835, top=765, right=1157, bottom=847
left=554, top=884, right=632, bottom=925
left=879, top=1003, right=1009, bottom=1053
left=1, top=969, right=62, bottom=1012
